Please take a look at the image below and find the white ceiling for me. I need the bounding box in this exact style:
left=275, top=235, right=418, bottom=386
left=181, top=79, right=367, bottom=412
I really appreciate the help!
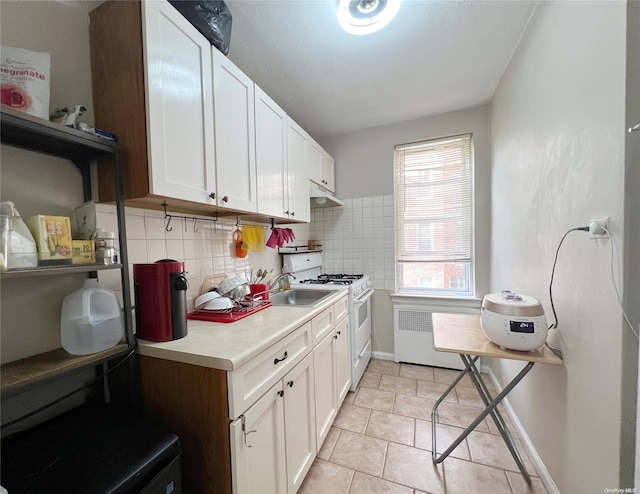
left=224, top=0, right=537, bottom=139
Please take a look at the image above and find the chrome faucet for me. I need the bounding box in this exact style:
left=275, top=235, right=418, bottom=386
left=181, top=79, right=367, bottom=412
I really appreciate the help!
left=270, top=272, right=296, bottom=292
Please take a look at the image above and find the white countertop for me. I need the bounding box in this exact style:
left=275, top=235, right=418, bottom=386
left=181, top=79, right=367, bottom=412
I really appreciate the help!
left=136, top=290, right=348, bottom=371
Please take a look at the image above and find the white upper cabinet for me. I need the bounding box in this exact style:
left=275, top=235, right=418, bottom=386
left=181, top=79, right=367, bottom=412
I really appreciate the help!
left=285, top=118, right=310, bottom=222
left=255, top=85, right=288, bottom=219
left=308, top=137, right=335, bottom=194
left=321, top=151, right=336, bottom=194
left=307, top=137, right=324, bottom=190
left=94, top=0, right=320, bottom=221
left=143, top=0, right=216, bottom=204
left=212, top=48, right=257, bottom=212
left=255, top=86, right=310, bottom=222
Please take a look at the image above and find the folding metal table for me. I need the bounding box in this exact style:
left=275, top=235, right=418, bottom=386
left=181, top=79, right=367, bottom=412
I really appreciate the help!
left=430, top=313, right=562, bottom=483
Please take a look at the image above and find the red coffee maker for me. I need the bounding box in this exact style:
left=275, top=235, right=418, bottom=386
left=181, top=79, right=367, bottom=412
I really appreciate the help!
left=134, top=259, right=188, bottom=342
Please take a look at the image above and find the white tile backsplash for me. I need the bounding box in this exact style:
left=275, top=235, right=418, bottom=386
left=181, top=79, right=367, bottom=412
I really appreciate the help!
left=146, top=239, right=167, bottom=261
left=95, top=205, right=310, bottom=308
left=310, top=194, right=396, bottom=290
left=95, top=196, right=395, bottom=304
left=166, top=239, right=184, bottom=260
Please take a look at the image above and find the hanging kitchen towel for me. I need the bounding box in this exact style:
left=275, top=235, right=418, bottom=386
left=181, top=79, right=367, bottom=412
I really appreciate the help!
left=265, top=228, right=280, bottom=249
left=241, top=225, right=264, bottom=253
left=282, top=228, right=295, bottom=244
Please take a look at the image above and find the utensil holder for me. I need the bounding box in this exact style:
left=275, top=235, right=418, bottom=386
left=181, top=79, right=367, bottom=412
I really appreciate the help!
left=250, top=284, right=270, bottom=301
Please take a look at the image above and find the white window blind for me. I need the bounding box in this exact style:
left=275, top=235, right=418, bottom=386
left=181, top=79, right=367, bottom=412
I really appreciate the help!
left=394, top=134, right=473, bottom=294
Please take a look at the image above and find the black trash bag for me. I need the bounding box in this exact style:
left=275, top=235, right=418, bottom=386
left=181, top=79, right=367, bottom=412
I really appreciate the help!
left=169, top=1, right=232, bottom=55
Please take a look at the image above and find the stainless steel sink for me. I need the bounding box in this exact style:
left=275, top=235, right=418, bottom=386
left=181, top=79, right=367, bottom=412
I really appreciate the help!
left=269, top=289, right=333, bottom=307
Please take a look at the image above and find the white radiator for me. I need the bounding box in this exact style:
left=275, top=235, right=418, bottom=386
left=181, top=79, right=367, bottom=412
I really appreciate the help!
left=393, top=305, right=477, bottom=370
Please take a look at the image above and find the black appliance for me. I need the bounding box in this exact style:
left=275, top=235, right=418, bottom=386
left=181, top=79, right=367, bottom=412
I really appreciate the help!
left=1, top=403, right=182, bottom=494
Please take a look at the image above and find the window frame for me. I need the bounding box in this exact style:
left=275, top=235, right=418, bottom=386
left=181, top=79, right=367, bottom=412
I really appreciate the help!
left=394, top=133, right=475, bottom=297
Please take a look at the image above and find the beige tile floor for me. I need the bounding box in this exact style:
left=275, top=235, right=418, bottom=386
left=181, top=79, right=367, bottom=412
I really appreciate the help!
left=299, top=359, right=547, bottom=494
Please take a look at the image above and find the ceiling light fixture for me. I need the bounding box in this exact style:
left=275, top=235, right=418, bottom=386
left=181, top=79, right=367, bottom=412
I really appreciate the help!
left=337, top=0, right=401, bottom=35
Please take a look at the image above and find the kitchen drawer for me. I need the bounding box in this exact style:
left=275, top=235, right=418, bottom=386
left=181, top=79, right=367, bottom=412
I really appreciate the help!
left=228, top=321, right=312, bottom=419
left=311, top=306, right=334, bottom=347
left=334, top=295, right=349, bottom=324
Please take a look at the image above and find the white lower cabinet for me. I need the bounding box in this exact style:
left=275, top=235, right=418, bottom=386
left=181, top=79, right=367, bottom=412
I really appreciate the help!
left=231, top=379, right=286, bottom=494
left=313, top=328, right=337, bottom=450
left=313, top=295, right=351, bottom=451
left=231, top=352, right=316, bottom=494
left=138, top=297, right=351, bottom=493
left=230, top=295, right=351, bottom=493
left=335, top=316, right=351, bottom=405
left=283, top=353, right=317, bottom=492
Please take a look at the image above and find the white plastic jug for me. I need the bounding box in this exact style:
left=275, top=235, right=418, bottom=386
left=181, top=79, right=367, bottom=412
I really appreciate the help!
left=61, top=279, right=124, bottom=355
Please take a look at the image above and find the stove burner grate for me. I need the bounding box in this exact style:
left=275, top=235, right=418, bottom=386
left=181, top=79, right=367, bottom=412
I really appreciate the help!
left=298, top=273, right=366, bottom=285
left=319, top=273, right=364, bottom=280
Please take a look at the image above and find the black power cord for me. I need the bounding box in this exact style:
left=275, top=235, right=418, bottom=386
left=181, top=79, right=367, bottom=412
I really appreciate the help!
left=547, top=226, right=589, bottom=331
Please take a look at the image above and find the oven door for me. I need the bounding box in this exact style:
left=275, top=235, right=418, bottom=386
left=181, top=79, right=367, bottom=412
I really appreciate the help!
left=353, top=288, right=374, bottom=357
left=351, top=288, right=374, bottom=390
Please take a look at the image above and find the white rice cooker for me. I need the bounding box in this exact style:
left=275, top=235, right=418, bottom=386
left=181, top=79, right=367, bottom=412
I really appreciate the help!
left=480, top=291, right=548, bottom=351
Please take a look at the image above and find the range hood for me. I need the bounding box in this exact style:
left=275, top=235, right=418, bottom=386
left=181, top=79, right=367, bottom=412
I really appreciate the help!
left=310, top=183, right=344, bottom=208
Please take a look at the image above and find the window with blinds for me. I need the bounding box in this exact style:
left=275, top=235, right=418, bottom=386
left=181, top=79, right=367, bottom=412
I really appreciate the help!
left=394, top=134, right=473, bottom=295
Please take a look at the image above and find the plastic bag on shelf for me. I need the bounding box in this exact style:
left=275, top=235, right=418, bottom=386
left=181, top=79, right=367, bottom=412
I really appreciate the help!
left=0, top=201, right=38, bottom=271
left=169, top=1, right=232, bottom=55
left=0, top=45, right=51, bottom=120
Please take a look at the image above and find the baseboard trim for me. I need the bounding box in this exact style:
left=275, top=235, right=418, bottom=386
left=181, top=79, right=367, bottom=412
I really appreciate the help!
left=482, top=365, right=560, bottom=494
left=372, top=351, right=395, bottom=361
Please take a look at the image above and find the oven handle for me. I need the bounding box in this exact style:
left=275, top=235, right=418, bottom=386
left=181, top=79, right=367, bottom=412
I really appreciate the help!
left=354, top=288, right=375, bottom=305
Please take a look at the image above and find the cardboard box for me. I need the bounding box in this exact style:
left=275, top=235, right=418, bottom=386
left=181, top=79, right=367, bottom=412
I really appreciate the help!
left=73, top=201, right=97, bottom=240
left=25, top=215, right=73, bottom=264
left=72, top=239, right=95, bottom=264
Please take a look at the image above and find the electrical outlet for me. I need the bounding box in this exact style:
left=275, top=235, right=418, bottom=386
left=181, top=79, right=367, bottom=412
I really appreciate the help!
left=589, top=217, right=609, bottom=238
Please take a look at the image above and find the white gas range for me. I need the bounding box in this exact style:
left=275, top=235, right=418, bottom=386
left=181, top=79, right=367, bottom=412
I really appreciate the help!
left=281, top=252, right=374, bottom=391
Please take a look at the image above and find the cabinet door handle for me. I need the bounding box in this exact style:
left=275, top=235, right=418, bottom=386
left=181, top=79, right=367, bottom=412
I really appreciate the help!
left=274, top=351, right=288, bottom=364
left=241, top=415, right=257, bottom=448
left=222, top=195, right=229, bottom=202
left=287, top=380, right=294, bottom=388
left=290, top=211, right=295, bottom=217
left=334, top=334, right=338, bottom=339
left=277, top=390, right=284, bottom=397
left=284, top=210, right=289, bottom=216
left=209, top=192, right=216, bottom=200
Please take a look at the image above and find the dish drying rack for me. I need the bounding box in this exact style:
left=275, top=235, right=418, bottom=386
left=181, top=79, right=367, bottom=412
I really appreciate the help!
left=188, top=297, right=272, bottom=323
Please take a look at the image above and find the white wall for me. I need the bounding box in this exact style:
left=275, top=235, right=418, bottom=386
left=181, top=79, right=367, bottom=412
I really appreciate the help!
left=490, top=2, right=631, bottom=491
